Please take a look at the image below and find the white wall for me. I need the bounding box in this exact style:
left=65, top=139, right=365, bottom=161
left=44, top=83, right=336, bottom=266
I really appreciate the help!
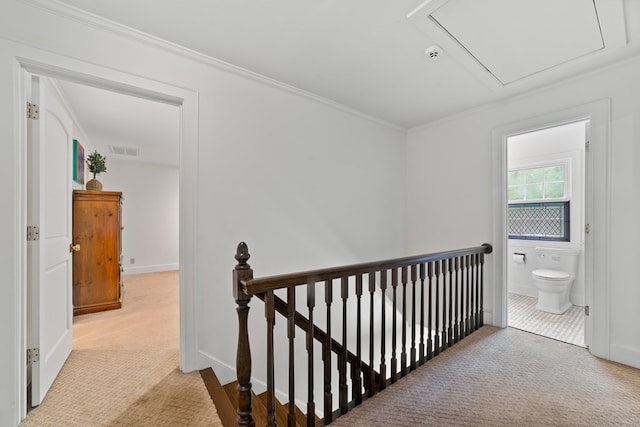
left=507, top=121, right=586, bottom=305
left=0, top=2, right=407, bottom=425
left=3, top=3, right=638, bottom=425
left=408, top=57, right=640, bottom=369
left=63, top=87, right=96, bottom=191
left=64, top=85, right=179, bottom=275
left=100, top=158, right=179, bottom=275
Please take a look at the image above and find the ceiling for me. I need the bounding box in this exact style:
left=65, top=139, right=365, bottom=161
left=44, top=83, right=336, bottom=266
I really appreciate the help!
left=428, top=0, right=606, bottom=85
left=57, top=80, right=180, bottom=167
left=53, top=0, right=640, bottom=166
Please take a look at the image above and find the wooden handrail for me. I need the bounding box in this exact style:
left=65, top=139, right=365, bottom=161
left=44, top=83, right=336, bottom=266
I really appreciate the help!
left=233, top=242, right=492, bottom=426
left=255, top=293, right=381, bottom=383
left=242, top=244, right=492, bottom=295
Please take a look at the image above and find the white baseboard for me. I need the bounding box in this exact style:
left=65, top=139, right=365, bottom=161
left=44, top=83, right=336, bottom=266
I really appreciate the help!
left=198, top=350, right=236, bottom=385
left=122, top=263, right=179, bottom=275
left=610, top=344, right=640, bottom=369
left=483, top=310, right=494, bottom=326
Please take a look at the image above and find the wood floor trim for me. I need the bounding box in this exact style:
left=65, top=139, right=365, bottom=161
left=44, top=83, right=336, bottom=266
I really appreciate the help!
left=200, top=368, right=236, bottom=427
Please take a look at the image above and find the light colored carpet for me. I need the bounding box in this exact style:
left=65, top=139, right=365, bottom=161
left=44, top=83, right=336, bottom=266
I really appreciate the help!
left=331, top=326, right=640, bottom=426
left=20, top=271, right=222, bottom=427
left=508, top=292, right=584, bottom=347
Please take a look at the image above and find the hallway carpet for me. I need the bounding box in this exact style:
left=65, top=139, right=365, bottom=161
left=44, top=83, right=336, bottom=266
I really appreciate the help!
left=20, top=271, right=221, bottom=427
left=331, top=326, right=640, bottom=426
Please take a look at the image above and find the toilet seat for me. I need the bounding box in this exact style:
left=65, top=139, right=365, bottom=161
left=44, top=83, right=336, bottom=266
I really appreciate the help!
left=532, top=269, right=570, bottom=281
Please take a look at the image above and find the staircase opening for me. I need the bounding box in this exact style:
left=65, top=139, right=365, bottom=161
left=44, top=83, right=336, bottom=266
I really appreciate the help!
left=226, top=242, right=492, bottom=425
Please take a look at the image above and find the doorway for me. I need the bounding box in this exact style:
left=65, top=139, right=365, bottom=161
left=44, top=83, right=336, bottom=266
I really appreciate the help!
left=26, top=73, right=181, bottom=409
left=504, top=120, right=588, bottom=347
left=492, top=99, right=611, bottom=362
left=18, top=58, right=199, bottom=421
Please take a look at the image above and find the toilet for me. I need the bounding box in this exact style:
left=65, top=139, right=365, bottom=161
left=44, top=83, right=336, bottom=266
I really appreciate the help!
left=531, top=247, right=580, bottom=314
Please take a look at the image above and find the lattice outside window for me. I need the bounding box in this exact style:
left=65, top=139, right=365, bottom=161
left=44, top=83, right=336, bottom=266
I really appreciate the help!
left=508, top=201, right=570, bottom=241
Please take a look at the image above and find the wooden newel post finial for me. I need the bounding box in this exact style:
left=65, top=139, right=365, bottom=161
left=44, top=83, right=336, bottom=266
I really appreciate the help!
left=235, top=242, right=251, bottom=268
left=234, top=242, right=254, bottom=426
left=234, top=242, right=252, bottom=300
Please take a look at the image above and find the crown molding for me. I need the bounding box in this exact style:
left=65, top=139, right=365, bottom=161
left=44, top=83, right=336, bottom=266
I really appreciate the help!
left=407, top=52, right=640, bottom=135
left=19, top=0, right=406, bottom=133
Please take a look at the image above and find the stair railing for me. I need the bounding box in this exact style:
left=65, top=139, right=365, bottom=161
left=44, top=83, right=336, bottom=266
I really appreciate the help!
left=233, top=242, right=493, bottom=426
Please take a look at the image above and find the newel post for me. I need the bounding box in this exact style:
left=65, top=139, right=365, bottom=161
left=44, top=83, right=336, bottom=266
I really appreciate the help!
left=234, top=242, right=255, bottom=427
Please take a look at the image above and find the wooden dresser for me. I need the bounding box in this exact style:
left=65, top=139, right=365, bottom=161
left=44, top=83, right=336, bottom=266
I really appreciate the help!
left=72, top=190, right=123, bottom=316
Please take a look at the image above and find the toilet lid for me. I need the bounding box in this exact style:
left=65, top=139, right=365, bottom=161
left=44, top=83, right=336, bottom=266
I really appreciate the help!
left=532, top=269, right=570, bottom=280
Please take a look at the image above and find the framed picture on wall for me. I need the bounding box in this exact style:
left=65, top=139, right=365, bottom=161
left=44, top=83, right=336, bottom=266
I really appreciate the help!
left=73, top=139, right=85, bottom=184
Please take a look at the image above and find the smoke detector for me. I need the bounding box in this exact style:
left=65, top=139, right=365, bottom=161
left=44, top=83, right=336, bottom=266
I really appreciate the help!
left=425, top=45, right=443, bottom=59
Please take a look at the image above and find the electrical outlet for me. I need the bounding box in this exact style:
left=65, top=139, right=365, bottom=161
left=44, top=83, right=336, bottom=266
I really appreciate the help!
left=130, top=258, right=135, bottom=264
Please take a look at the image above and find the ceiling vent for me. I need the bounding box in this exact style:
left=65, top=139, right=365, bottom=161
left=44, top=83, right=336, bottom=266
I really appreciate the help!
left=108, top=145, right=140, bottom=157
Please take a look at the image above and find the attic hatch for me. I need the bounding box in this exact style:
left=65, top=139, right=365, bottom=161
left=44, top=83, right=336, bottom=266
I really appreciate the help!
left=108, top=145, right=140, bottom=157
left=429, top=0, right=604, bottom=85
left=406, top=0, right=631, bottom=87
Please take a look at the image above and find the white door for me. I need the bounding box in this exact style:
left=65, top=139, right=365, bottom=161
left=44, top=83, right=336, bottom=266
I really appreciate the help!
left=27, top=75, right=74, bottom=406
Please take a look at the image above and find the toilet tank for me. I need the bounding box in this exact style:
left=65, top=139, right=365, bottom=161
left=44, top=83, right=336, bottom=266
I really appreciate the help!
left=535, top=247, right=581, bottom=277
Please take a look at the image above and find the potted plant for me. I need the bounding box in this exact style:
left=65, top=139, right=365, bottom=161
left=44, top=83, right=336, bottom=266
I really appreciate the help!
left=86, top=150, right=107, bottom=191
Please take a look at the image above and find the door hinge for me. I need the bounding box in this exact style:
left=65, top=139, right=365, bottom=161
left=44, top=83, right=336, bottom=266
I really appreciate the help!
left=27, top=348, right=40, bottom=366
left=27, top=225, right=40, bottom=241
left=27, top=102, right=39, bottom=120
left=584, top=305, right=590, bottom=316
left=585, top=223, right=590, bottom=234
left=585, top=140, right=590, bottom=152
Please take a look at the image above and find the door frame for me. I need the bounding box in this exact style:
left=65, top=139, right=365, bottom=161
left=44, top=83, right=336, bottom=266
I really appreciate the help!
left=16, top=56, right=200, bottom=419
left=491, top=99, right=611, bottom=359
left=503, top=119, right=588, bottom=344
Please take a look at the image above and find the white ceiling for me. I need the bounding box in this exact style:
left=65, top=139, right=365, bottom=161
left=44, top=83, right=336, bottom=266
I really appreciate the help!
left=57, top=80, right=180, bottom=167
left=53, top=0, right=640, bottom=166
left=430, top=0, right=605, bottom=84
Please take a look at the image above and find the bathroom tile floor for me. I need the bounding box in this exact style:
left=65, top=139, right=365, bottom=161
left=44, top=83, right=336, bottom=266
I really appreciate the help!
left=508, top=292, right=585, bottom=347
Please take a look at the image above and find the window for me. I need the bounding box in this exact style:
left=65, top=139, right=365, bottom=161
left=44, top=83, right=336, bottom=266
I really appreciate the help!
left=508, top=164, right=566, bottom=202
left=508, top=163, right=570, bottom=241
left=508, top=201, right=570, bottom=241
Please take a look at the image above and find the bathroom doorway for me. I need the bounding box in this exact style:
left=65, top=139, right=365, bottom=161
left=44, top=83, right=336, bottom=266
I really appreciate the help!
left=506, top=120, right=588, bottom=347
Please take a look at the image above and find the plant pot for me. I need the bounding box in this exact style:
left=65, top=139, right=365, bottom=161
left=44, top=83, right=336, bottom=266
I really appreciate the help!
left=86, top=178, right=103, bottom=191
